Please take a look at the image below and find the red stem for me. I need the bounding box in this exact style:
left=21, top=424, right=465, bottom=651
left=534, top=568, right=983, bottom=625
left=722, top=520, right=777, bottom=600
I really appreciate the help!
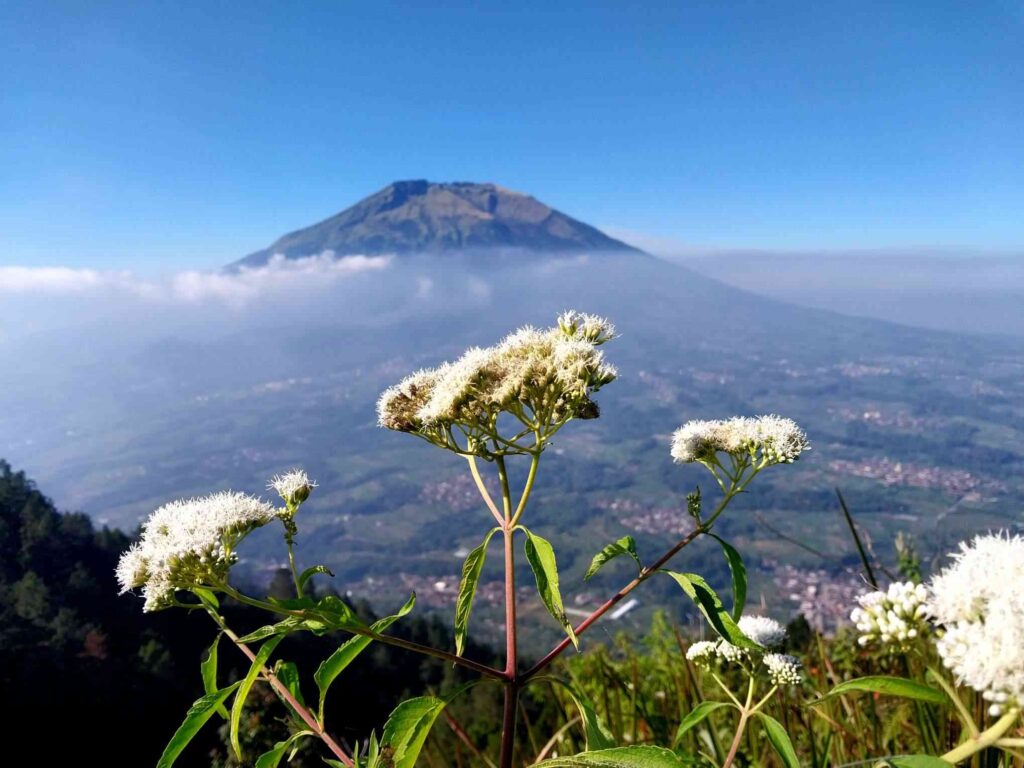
left=522, top=525, right=706, bottom=680
left=499, top=524, right=519, bottom=768
left=224, top=627, right=355, bottom=767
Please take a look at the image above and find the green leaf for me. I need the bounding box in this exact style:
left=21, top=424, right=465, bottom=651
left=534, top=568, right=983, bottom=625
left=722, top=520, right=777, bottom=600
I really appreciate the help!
left=200, top=633, right=229, bottom=719
left=156, top=681, right=241, bottom=768
left=882, top=757, right=955, bottom=768
left=311, top=595, right=365, bottom=630
left=522, top=526, right=578, bottom=649
left=533, top=745, right=692, bottom=767
left=268, top=595, right=317, bottom=610
left=674, top=700, right=730, bottom=744
left=275, top=661, right=305, bottom=705
left=192, top=587, right=220, bottom=611
left=315, top=593, right=416, bottom=722
left=819, top=676, right=949, bottom=706
left=254, top=731, right=313, bottom=768
left=380, top=696, right=447, bottom=768
left=454, top=527, right=499, bottom=657
left=230, top=634, right=286, bottom=760
left=546, top=677, right=616, bottom=750
left=754, top=713, right=799, bottom=768
left=709, top=534, right=746, bottom=621
left=298, top=564, right=334, bottom=591
left=585, top=536, right=642, bottom=581
left=237, top=617, right=303, bottom=643
left=663, top=571, right=758, bottom=649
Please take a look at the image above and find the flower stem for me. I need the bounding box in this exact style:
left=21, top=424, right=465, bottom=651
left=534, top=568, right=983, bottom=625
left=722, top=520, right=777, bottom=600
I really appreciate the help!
left=215, top=583, right=507, bottom=680
left=497, top=455, right=519, bottom=768
left=285, top=532, right=303, bottom=598
left=941, top=709, right=1019, bottom=764
left=212, top=617, right=354, bottom=767
left=468, top=455, right=505, bottom=526
left=722, top=676, right=757, bottom=768
left=522, top=485, right=741, bottom=681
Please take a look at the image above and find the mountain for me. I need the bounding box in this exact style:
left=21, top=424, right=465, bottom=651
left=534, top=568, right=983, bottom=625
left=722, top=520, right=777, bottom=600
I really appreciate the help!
left=234, top=180, right=643, bottom=267
left=3, top=183, right=1024, bottom=642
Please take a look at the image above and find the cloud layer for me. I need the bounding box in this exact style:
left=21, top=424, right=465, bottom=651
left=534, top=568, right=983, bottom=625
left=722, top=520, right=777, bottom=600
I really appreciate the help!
left=0, top=253, right=392, bottom=304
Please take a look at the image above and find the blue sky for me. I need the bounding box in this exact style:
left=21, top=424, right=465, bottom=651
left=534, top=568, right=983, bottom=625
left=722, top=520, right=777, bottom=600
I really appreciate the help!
left=2, top=1, right=1022, bottom=269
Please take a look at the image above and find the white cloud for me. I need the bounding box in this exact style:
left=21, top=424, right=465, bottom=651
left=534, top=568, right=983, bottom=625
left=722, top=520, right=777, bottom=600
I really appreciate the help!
left=0, top=266, right=136, bottom=294
left=0, top=252, right=392, bottom=305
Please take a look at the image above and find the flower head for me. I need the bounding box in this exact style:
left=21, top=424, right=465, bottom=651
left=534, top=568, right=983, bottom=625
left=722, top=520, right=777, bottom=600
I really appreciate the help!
left=685, top=640, right=718, bottom=667
left=557, top=310, right=616, bottom=345
left=269, top=469, right=317, bottom=509
left=764, top=653, right=802, bottom=685
left=850, top=581, right=929, bottom=651
left=927, top=533, right=1024, bottom=715
left=738, top=615, right=787, bottom=648
left=116, top=491, right=276, bottom=611
left=670, top=415, right=809, bottom=466
left=378, top=312, right=617, bottom=455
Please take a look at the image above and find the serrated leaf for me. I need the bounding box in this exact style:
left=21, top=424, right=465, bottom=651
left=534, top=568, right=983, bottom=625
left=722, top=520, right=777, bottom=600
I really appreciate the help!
left=819, top=676, right=949, bottom=706
left=299, top=564, right=334, bottom=591
left=156, top=681, right=241, bottom=768
left=230, top=634, right=286, bottom=760
left=674, top=700, right=730, bottom=744
left=315, top=593, right=416, bottom=722
left=709, top=534, right=746, bottom=621
left=663, top=571, right=758, bottom=649
left=254, top=731, right=313, bottom=768
left=585, top=536, right=642, bottom=581
left=380, top=696, right=447, bottom=768
left=200, top=633, right=229, bottom=719
left=755, top=713, right=799, bottom=768
left=455, top=528, right=499, bottom=657
left=533, top=745, right=691, bottom=767
left=522, top=527, right=578, bottom=649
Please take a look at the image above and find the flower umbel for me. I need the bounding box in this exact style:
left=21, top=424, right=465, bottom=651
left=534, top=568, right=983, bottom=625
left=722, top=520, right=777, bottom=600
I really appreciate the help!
left=850, top=580, right=929, bottom=651
left=764, top=653, right=802, bottom=686
left=927, top=532, right=1024, bottom=715
left=685, top=640, right=719, bottom=667
left=116, top=491, right=276, bottom=611
left=670, top=415, right=809, bottom=466
left=738, top=615, right=787, bottom=648
left=377, top=312, right=617, bottom=456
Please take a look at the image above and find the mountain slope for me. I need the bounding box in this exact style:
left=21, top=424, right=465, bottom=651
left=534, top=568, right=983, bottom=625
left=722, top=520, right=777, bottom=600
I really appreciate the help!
left=234, top=180, right=643, bottom=266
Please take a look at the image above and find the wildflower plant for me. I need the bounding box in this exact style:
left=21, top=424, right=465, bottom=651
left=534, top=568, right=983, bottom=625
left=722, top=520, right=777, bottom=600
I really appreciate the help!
left=118, top=311, right=815, bottom=768
left=682, top=616, right=804, bottom=767
left=828, top=532, right=1024, bottom=765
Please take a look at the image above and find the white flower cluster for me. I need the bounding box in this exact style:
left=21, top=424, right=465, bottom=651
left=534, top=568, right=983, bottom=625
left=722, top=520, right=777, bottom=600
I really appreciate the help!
left=927, top=533, right=1024, bottom=715
left=670, top=415, right=809, bottom=466
left=685, top=616, right=801, bottom=685
left=764, top=653, right=803, bottom=685
left=738, top=615, right=787, bottom=647
left=685, top=640, right=718, bottom=665
left=377, top=312, right=617, bottom=452
left=850, top=581, right=930, bottom=650
left=116, top=491, right=276, bottom=611
left=269, top=468, right=317, bottom=509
